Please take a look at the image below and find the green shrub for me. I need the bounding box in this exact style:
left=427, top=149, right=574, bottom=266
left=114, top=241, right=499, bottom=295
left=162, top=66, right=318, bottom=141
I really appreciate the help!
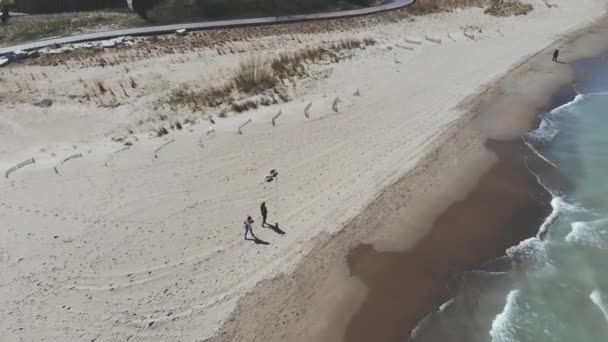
left=485, top=0, right=533, bottom=16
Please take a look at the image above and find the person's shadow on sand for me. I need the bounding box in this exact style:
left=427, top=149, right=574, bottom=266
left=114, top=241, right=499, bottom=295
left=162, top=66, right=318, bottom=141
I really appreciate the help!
left=245, top=235, right=270, bottom=245
left=266, top=222, right=286, bottom=235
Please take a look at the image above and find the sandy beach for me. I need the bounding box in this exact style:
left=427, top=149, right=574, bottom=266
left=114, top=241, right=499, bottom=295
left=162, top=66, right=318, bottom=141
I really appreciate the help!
left=2, top=1, right=608, bottom=341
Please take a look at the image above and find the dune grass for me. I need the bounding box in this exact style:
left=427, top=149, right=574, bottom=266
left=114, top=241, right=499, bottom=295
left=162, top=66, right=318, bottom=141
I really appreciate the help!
left=485, top=0, right=533, bottom=16
left=164, top=38, right=376, bottom=114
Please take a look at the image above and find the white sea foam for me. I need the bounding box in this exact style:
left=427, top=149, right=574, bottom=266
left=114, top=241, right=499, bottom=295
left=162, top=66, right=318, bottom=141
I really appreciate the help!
left=536, top=197, right=582, bottom=238
left=565, top=218, right=608, bottom=248
left=409, top=312, right=433, bottom=339
left=524, top=139, right=558, bottom=168
left=585, top=91, right=608, bottom=97
left=506, top=237, right=548, bottom=268
left=438, top=298, right=454, bottom=312
left=590, top=290, right=608, bottom=321
left=526, top=94, right=586, bottom=145
left=527, top=114, right=559, bottom=143
left=550, top=94, right=587, bottom=114
left=489, top=289, right=520, bottom=342
left=408, top=298, right=456, bottom=339
left=409, top=322, right=423, bottom=339
left=537, top=197, right=563, bottom=238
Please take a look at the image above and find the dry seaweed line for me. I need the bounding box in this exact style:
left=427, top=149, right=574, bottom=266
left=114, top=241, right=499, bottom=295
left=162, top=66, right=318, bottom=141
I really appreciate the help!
left=425, top=35, right=442, bottom=44
left=238, top=118, right=253, bottom=135
left=404, top=38, right=422, bottom=45
left=104, top=147, right=130, bottom=166
left=304, top=102, right=312, bottom=118
left=272, top=110, right=282, bottom=126
left=54, top=153, right=83, bottom=173
left=154, top=139, right=175, bottom=159
left=5, top=158, right=36, bottom=178
left=543, top=0, right=557, bottom=8
left=395, top=44, right=414, bottom=51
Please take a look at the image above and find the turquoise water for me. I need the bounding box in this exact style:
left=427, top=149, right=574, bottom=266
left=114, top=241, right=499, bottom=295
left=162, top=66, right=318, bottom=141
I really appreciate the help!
left=490, top=56, right=608, bottom=342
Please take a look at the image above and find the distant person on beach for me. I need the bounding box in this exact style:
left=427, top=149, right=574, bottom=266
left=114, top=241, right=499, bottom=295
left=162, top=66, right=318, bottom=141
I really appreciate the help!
left=260, top=202, right=268, bottom=227
left=0, top=0, right=11, bottom=23
left=1, top=7, right=8, bottom=23
left=553, top=49, right=560, bottom=62
left=244, top=216, right=255, bottom=240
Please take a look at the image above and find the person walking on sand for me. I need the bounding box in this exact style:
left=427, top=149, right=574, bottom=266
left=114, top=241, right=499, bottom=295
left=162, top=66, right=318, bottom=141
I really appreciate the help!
left=553, top=49, right=560, bottom=62
left=244, top=216, right=255, bottom=240
left=260, top=202, right=268, bottom=227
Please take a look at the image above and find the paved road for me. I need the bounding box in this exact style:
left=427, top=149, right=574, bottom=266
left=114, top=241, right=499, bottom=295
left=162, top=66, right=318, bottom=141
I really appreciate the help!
left=0, top=0, right=415, bottom=55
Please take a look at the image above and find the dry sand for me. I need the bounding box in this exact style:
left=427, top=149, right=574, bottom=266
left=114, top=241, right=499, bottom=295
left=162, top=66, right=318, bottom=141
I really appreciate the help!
left=1, top=1, right=607, bottom=341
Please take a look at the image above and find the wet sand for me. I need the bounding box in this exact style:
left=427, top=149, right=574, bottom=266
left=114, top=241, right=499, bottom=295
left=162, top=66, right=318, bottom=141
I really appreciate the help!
left=343, top=139, right=551, bottom=342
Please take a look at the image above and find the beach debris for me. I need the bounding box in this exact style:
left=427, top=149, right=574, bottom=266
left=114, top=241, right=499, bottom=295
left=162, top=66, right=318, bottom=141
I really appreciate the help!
left=404, top=37, right=422, bottom=45
left=304, top=102, right=312, bottom=118
left=44, top=46, right=74, bottom=54
left=206, top=125, right=216, bottom=135
left=425, top=35, right=442, bottom=44
left=176, top=29, right=188, bottom=36
left=463, top=31, right=475, bottom=41
left=0, top=57, right=10, bottom=67
left=154, top=139, right=175, bottom=159
left=34, top=99, right=53, bottom=108
left=543, top=0, right=558, bottom=8
left=13, top=50, right=28, bottom=60
left=353, top=89, right=361, bottom=96
left=104, top=147, right=130, bottom=167
left=447, top=32, right=457, bottom=42
left=157, top=127, right=169, bottom=137
left=72, top=42, right=94, bottom=49
left=101, top=40, right=117, bottom=48
left=5, top=158, right=35, bottom=178
left=395, top=44, right=414, bottom=51
left=272, top=110, right=282, bottom=126
left=332, top=97, right=341, bottom=113
left=28, top=36, right=137, bottom=60
left=394, top=57, right=402, bottom=64
left=238, top=118, right=253, bottom=135
left=265, top=169, right=279, bottom=183
left=54, top=153, right=83, bottom=174
left=100, top=36, right=128, bottom=48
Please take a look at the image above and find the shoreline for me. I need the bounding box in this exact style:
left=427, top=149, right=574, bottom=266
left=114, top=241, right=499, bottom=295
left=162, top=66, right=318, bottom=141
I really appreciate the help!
left=207, top=13, right=608, bottom=342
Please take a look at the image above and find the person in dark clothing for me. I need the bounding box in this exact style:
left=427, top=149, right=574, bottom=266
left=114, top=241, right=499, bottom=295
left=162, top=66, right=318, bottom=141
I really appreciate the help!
left=552, top=49, right=560, bottom=62
left=260, top=202, right=268, bottom=227
left=1, top=7, right=8, bottom=23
